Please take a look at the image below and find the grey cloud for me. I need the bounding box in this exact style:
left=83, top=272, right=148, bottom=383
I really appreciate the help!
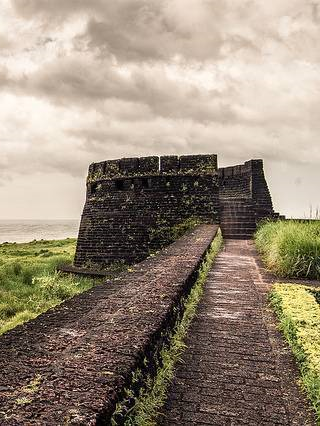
left=13, top=0, right=320, bottom=64
left=7, top=57, right=234, bottom=124
left=79, top=13, right=223, bottom=62
left=311, top=2, right=320, bottom=22
left=0, top=35, right=12, bottom=50
left=0, top=0, right=319, bottom=220
left=0, top=67, right=9, bottom=86
left=12, top=0, right=320, bottom=64
left=0, top=141, right=89, bottom=179
left=13, top=0, right=228, bottom=61
left=12, top=0, right=104, bottom=18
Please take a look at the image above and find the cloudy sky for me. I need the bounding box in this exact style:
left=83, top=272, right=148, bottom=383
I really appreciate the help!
left=0, top=0, right=319, bottom=219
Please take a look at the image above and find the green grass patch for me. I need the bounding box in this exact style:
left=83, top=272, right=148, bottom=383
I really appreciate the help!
left=255, top=220, right=320, bottom=279
left=0, top=238, right=102, bottom=335
left=112, top=230, right=223, bottom=425
left=270, top=284, right=320, bottom=423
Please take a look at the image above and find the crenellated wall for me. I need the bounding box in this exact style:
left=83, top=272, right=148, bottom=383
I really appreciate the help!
left=74, top=154, right=219, bottom=268
left=73, top=155, right=279, bottom=268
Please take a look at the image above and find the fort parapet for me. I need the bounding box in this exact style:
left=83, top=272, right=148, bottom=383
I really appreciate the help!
left=0, top=225, right=218, bottom=425
left=74, top=154, right=280, bottom=269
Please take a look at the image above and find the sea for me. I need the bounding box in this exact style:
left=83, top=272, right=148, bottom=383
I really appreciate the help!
left=0, top=220, right=80, bottom=244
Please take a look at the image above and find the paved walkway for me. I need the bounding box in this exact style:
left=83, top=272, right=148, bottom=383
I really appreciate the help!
left=161, top=240, right=315, bottom=425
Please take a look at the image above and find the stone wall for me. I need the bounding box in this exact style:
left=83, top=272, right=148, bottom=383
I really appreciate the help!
left=218, top=159, right=275, bottom=221
left=74, top=155, right=279, bottom=268
left=74, top=154, right=219, bottom=268
left=0, top=225, right=218, bottom=425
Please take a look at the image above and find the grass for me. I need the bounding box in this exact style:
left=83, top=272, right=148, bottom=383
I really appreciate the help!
left=111, top=229, right=223, bottom=425
left=255, top=220, right=320, bottom=279
left=270, top=284, right=320, bottom=423
left=0, top=238, right=101, bottom=335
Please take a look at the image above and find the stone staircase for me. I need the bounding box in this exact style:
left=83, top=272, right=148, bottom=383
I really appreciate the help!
left=219, top=197, right=257, bottom=239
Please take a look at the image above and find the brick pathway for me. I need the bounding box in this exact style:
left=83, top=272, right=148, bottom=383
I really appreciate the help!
left=161, top=240, right=315, bottom=425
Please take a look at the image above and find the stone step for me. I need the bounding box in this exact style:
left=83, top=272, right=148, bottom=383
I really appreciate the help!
left=220, top=201, right=253, bottom=206
left=221, top=229, right=256, bottom=234
left=221, top=207, right=254, bottom=211
left=221, top=232, right=256, bottom=237
left=219, top=196, right=258, bottom=238
left=222, top=234, right=255, bottom=239
left=220, top=211, right=256, bottom=216
left=220, top=225, right=256, bottom=231
left=221, top=225, right=256, bottom=231
left=220, top=217, right=256, bottom=222
left=221, top=214, right=255, bottom=218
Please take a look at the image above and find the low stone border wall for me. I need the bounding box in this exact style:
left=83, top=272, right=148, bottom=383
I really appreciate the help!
left=0, top=224, right=217, bottom=425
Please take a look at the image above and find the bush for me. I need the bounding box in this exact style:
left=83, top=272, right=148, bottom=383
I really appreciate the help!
left=255, top=220, right=320, bottom=279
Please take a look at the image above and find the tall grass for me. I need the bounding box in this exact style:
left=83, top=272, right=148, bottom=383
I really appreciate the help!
left=0, top=239, right=100, bottom=335
left=255, top=220, right=320, bottom=279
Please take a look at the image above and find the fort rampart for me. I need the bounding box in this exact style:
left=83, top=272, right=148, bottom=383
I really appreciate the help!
left=0, top=225, right=217, bottom=425
left=75, top=154, right=219, bottom=268
left=74, top=154, right=277, bottom=269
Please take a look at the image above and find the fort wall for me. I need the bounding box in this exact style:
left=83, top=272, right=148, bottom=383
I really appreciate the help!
left=218, top=159, right=275, bottom=222
left=73, top=154, right=279, bottom=268
left=0, top=225, right=218, bottom=425
left=75, top=155, right=219, bottom=268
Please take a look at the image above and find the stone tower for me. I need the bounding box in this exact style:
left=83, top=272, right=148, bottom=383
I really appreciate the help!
left=74, top=154, right=219, bottom=268
left=73, top=154, right=279, bottom=269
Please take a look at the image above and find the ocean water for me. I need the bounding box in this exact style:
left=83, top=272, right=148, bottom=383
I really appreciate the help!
left=0, top=220, right=80, bottom=244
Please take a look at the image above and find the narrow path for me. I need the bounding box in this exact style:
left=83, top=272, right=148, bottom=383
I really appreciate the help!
left=161, top=240, right=315, bottom=425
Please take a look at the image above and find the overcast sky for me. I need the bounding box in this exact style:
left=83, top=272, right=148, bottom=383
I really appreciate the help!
left=0, top=0, right=319, bottom=219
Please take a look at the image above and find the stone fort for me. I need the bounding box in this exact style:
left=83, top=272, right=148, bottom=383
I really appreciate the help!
left=73, top=154, right=279, bottom=269
left=1, top=155, right=297, bottom=426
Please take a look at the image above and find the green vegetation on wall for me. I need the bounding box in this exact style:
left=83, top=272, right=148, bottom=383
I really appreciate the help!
left=0, top=239, right=100, bottom=335
left=149, top=216, right=205, bottom=251
left=270, top=284, right=320, bottom=423
left=255, top=220, right=320, bottom=279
